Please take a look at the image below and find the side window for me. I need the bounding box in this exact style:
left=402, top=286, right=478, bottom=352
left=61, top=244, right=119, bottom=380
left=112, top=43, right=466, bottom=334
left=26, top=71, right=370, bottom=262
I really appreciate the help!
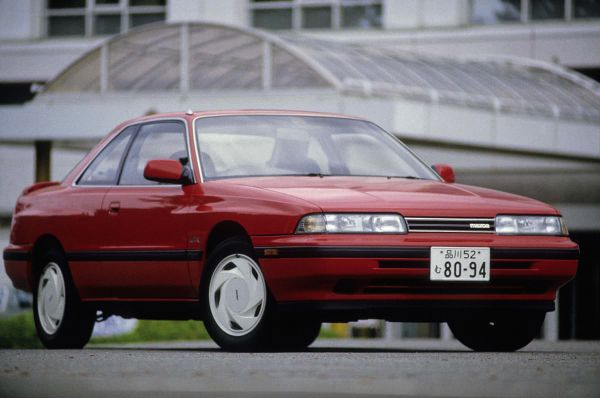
left=78, top=126, right=136, bottom=185
left=119, top=122, right=187, bottom=185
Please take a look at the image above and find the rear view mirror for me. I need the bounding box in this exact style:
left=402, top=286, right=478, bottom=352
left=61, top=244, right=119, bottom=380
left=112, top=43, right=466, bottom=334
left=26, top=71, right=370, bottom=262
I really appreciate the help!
left=433, top=164, right=455, bottom=183
left=144, top=159, right=193, bottom=185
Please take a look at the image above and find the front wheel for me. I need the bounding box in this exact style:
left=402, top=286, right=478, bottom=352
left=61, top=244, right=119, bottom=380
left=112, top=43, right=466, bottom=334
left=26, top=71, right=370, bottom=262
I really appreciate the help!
left=448, top=311, right=546, bottom=352
left=202, top=238, right=272, bottom=351
left=33, top=248, right=96, bottom=349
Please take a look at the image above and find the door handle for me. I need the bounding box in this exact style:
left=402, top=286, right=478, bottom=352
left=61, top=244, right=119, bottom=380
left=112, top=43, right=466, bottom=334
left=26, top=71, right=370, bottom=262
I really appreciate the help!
left=108, top=201, right=120, bottom=214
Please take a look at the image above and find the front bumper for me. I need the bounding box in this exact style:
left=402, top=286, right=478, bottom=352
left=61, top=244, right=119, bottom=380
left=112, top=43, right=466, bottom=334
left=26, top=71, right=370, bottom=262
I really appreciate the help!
left=252, top=234, right=579, bottom=310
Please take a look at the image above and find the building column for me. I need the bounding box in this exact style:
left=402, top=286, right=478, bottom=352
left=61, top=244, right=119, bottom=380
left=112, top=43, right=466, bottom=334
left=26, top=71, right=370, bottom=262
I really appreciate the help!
left=34, top=140, right=52, bottom=182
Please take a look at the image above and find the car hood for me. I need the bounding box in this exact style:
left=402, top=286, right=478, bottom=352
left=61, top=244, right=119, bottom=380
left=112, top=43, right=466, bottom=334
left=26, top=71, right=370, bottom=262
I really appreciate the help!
left=221, top=176, right=559, bottom=217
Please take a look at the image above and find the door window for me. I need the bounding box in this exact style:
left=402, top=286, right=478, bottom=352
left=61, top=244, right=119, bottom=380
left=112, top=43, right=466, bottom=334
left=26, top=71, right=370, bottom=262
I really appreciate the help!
left=119, top=121, right=187, bottom=185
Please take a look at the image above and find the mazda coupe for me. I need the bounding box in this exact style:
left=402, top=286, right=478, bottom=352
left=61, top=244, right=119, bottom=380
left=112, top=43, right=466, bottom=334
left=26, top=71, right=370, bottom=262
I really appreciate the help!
left=3, top=110, right=578, bottom=351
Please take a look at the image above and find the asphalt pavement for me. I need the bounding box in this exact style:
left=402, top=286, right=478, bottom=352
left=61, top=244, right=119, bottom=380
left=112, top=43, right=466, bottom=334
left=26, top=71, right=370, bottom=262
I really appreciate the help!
left=1, top=339, right=599, bottom=398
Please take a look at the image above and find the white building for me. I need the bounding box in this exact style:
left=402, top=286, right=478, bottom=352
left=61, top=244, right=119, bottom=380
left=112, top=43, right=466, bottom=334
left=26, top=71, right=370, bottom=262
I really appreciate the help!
left=0, top=0, right=599, bottom=339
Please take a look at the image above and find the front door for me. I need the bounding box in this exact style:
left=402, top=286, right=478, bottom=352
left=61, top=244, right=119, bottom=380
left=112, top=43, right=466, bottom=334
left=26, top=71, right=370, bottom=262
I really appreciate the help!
left=103, top=120, right=196, bottom=299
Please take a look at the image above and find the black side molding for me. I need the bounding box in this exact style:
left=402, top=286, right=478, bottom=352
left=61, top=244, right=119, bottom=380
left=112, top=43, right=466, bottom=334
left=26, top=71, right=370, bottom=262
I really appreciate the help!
left=66, top=249, right=203, bottom=262
left=2, top=251, right=29, bottom=261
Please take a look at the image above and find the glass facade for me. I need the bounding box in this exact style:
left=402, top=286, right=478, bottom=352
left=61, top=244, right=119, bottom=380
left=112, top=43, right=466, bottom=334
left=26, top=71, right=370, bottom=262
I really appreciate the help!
left=472, top=0, right=600, bottom=24
left=130, top=13, right=166, bottom=28
left=46, top=0, right=166, bottom=37
left=252, top=9, right=293, bottom=30
left=574, top=0, right=600, bottom=18
left=48, top=15, right=85, bottom=36
left=94, top=14, right=121, bottom=35
left=250, top=0, right=382, bottom=30
left=531, top=0, right=565, bottom=19
left=471, top=0, right=522, bottom=24
left=129, top=0, right=165, bottom=5
left=342, top=4, right=382, bottom=28
left=48, top=0, right=85, bottom=8
left=302, top=7, right=332, bottom=29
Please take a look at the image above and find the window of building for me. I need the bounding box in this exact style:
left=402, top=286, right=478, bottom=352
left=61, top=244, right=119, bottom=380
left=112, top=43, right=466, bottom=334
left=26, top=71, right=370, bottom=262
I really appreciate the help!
left=46, top=0, right=166, bottom=37
left=302, top=6, right=332, bottom=29
left=94, top=14, right=121, bottom=35
left=48, top=16, right=87, bottom=36
left=249, top=0, right=382, bottom=30
left=253, top=8, right=293, bottom=30
left=471, top=0, right=600, bottom=24
left=574, top=0, right=600, bottom=18
left=130, top=12, right=165, bottom=28
left=531, top=0, right=565, bottom=19
left=48, top=0, right=86, bottom=8
left=342, top=4, right=382, bottom=28
left=471, top=0, right=522, bottom=24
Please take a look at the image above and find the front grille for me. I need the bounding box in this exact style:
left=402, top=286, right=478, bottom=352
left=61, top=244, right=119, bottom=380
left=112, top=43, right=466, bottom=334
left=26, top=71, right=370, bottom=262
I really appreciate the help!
left=405, top=217, right=495, bottom=233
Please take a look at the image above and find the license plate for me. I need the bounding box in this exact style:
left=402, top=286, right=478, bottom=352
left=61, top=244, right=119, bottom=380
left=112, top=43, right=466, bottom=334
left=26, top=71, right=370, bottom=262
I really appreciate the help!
left=430, top=247, right=490, bottom=281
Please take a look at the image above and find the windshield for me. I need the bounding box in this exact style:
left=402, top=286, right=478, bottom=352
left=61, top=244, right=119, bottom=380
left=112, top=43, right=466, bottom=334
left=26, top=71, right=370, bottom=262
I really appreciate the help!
left=195, top=115, right=439, bottom=181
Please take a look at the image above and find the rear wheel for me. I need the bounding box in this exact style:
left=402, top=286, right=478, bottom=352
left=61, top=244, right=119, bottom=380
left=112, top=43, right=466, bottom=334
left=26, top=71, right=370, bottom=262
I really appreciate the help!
left=448, top=311, right=546, bottom=352
left=33, top=248, right=96, bottom=349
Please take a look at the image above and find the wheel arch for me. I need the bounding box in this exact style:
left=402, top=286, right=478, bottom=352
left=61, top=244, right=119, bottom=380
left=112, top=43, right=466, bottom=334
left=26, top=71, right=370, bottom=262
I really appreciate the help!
left=31, top=234, right=66, bottom=284
left=204, top=220, right=252, bottom=260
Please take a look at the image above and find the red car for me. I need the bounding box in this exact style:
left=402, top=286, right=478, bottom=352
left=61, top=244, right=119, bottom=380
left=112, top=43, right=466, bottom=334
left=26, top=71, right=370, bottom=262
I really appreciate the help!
left=3, top=110, right=578, bottom=351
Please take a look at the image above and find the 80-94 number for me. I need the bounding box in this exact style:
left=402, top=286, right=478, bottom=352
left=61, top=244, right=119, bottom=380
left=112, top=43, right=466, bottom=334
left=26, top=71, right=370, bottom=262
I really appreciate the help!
left=441, top=261, right=487, bottom=279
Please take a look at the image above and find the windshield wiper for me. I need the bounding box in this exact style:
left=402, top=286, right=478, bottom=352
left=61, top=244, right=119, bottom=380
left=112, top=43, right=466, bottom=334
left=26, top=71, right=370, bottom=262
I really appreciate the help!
left=299, top=173, right=424, bottom=180
left=386, top=175, right=423, bottom=180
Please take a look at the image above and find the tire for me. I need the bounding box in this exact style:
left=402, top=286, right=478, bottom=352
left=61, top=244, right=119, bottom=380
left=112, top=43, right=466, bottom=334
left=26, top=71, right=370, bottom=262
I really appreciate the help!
left=201, top=237, right=273, bottom=352
left=448, top=311, right=546, bottom=352
left=33, top=248, right=96, bottom=349
left=265, top=315, right=321, bottom=351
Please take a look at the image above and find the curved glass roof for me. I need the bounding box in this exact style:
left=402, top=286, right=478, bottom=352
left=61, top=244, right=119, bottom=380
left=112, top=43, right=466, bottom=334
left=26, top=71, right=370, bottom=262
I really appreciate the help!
left=45, top=22, right=600, bottom=123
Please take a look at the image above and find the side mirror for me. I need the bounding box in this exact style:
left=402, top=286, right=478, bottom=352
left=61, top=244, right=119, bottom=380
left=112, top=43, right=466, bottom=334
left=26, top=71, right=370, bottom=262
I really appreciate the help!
left=144, top=159, right=193, bottom=185
left=433, top=164, right=455, bottom=183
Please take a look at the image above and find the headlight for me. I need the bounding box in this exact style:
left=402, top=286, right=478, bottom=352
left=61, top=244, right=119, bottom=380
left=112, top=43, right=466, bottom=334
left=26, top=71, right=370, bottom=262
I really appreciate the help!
left=296, top=213, right=407, bottom=234
left=495, top=215, right=568, bottom=236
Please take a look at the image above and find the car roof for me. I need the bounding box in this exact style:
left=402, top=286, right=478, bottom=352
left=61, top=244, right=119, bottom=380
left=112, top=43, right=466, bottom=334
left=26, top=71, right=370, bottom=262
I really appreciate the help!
left=125, top=109, right=366, bottom=124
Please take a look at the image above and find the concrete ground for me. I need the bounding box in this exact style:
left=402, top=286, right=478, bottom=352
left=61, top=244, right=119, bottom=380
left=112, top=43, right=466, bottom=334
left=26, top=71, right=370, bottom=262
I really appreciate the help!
left=1, top=339, right=599, bottom=398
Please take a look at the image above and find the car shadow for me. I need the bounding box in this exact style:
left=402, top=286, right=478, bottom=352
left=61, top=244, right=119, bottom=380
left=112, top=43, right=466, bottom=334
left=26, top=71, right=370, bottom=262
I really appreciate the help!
left=88, top=345, right=469, bottom=354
